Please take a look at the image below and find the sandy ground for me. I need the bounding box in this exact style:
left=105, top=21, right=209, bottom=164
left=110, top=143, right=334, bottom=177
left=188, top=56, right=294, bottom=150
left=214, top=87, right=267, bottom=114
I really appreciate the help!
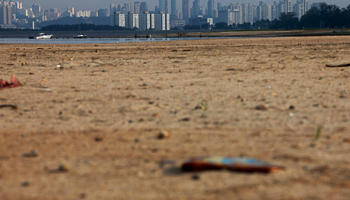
left=0, top=36, right=350, bottom=199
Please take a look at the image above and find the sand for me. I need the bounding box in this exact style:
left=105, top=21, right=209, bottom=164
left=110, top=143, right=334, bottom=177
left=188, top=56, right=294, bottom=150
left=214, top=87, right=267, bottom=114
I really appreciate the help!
left=0, top=36, right=350, bottom=199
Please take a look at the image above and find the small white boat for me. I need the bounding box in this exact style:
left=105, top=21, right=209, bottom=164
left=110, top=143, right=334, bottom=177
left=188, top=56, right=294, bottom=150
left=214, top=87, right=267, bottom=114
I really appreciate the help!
left=35, top=33, right=53, bottom=39
left=74, top=34, right=88, bottom=39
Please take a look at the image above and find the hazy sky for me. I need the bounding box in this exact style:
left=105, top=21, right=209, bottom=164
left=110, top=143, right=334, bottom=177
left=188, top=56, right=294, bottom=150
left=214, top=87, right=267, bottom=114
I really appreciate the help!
left=19, top=0, right=349, bottom=12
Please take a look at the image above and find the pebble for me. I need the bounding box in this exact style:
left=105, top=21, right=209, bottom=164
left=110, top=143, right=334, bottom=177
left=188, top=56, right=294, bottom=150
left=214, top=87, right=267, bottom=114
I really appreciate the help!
left=152, top=113, right=161, bottom=118
left=241, top=98, right=246, bottom=102
left=158, top=130, right=171, bottom=139
left=22, top=150, right=38, bottom=158
left=289, top=105, right=295, bottom=110
left=191, top=174, right=200, bottom=180
left=343, top=138, right=350, bottom=143
left=255, top=104, right=268, bottom=110
left=94, top=137, right=103, bottom=142
left=21, top=182, right=30, bottom=187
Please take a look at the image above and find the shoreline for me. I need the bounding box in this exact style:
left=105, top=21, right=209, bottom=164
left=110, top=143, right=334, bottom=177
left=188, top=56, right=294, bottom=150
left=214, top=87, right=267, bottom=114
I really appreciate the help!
left=1, top=36, right=350, bottom=199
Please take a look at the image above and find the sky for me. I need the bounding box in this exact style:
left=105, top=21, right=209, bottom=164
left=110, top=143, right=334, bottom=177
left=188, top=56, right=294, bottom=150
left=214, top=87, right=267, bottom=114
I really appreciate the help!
left=19, top=0, right=349, bottom=13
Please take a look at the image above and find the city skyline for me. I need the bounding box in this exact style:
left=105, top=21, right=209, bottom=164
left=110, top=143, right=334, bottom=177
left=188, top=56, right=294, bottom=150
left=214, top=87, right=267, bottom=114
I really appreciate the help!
left=18, top=0, right=349, bottom=12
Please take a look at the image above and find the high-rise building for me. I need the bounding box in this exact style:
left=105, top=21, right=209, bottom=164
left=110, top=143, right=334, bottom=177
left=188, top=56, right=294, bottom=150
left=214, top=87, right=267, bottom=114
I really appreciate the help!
left=207, top=0, right=214, bottom=18
left=140, top=2, right=148, bottom=13
left=293, top=0, right=309, bottom=19
left=159, top=0, right=170, bottom=14
left=0, top=5, right=11, bottom=24
left=182, top=0, right=190, bottom=19
left=139, top=11, right=155, bottom=30
left=192, top=0, right=200, bottom=18
left=134, top=2, right=141, bottom=14
left=171, top=0, right=176, bottom=18
left=125, top=12, right=139, bottom=29
left=111, top=12, right=125, bottom=27
left=155, top=12, right=170, bottom=30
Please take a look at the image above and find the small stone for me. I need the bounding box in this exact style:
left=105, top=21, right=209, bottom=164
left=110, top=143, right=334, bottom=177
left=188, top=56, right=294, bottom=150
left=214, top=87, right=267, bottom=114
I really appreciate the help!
left=21, top=182, right=30, bottom=187
left=191, top=174, right=200, bottom=180
left=57, top=165, right=69, bottom=172
left=158, top=130, right=170, bottom=139
left=241, top=98, right=246, bottom=102
left=152, top=113, right=160, bottom=118
left=181, top=118, right=190, bottom=122
left=134, top=138, right=140, bottom=143
left=289, top=105, right=295, bottom=110
left=94, top=137, right=103, bottom=142
left=22, top=62, right=26, bottom=66
left=343, top=138, right=350, bottom=143
left=255, top=104, right=268, bottom=110
left=23, top=150, right=38, bottom=158
left=95, top=50, right=99, bottom=53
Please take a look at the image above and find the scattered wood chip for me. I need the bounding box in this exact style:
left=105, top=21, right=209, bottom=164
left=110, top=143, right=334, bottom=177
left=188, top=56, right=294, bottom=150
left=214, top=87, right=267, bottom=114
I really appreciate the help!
left=326, top=63, right=350, bottom=68
left=0, top=104, right=18, bottom=110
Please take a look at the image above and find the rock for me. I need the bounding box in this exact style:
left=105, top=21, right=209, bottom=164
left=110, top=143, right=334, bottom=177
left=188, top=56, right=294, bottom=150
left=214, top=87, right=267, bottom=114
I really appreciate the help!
left=22, top=150, right=38, bottom=158
left=158, top=130, right=170, bottom=139
left=289, top=105, right=295, bottom=110
left=255, top=104, right=268, bottom=110
left=191, top=174, right=200, bottom=180
left=241, top=98, right=246, bottom=102
left=152, top=113, right=160, bottom=118
left=94, top=137, right=103, bottom=142
left=343, top=138, right=350, bottom=143
left=181, top=118, right=191, bottom=122
left=57, top=165, right=69, bottom=172
left=21, top=182, right=30, bottom=187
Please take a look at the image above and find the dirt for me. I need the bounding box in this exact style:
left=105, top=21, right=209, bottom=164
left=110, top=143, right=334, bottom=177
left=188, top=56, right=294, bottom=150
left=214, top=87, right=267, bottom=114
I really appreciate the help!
left=1, top=36, right=350, bottom=199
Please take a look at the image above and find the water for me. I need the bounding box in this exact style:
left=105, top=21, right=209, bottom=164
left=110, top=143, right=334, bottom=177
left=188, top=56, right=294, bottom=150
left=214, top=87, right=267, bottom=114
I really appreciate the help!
left=0, top=37, right=234, bottom=44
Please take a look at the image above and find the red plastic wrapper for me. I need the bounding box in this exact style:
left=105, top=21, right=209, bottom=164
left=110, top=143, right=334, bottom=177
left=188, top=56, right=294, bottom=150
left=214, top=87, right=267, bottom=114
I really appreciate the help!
left=0, top=76, right=23, bottom=89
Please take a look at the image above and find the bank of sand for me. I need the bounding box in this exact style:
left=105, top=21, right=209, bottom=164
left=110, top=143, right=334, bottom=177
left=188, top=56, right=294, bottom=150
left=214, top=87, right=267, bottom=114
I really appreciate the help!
left=0, top=36, right=350, bottom=199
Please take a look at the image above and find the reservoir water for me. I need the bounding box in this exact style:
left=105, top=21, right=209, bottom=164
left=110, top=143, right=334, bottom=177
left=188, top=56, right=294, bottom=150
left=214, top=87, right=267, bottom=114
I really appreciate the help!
left=0, top=37, right=235, bottom=44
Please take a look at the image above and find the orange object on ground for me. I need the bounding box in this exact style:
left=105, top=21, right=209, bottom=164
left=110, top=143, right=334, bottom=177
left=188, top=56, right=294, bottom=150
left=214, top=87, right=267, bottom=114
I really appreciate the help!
left=181, top=156, right=285, bottom=173
left=0, top=76, right=23, bottom=89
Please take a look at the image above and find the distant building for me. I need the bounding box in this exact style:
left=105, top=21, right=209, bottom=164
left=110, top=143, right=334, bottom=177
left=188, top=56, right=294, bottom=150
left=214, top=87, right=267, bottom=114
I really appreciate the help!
left=134, top=2, right=141, bottom=14
left=189, top=15, right=213, bottom=27
left=140, top=2, right=148, bottom=13
left=97, top=8, right=107, bottom=17
left=0, top=5, right=11, bottom=25
left=111, top=12, right=125, bottom=27
left=125, top=12, right=139, bottom=29
left=155, top=12, right=170, bottom=30
left=139, top=11, right=155, bottom=30
left=171, top=0, right=176, bottom=18
left=192, top=0, right=200, bottom=18
left=182, top=0, right=190, bottom=19
left=207, top=0, right=214, bottom=18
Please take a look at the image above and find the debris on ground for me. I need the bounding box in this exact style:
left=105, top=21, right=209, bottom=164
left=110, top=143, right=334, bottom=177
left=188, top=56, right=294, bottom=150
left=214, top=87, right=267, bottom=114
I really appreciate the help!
left=157, top=130, right=170, bottom=139
left=0, top=104, right=18, bottom=110
left=255, top=104, right=268, bottom=110
left=0, top=76, right=23, bottom=89
left=195, top=100, right=208, bottom=110
left=181, top=156, right=285, bottom=173
left=326, top=63, right=350, bottom=67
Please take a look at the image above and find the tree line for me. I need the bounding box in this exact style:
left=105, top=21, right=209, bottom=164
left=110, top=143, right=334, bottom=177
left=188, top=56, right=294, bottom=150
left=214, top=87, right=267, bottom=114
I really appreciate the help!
left=184, top=3, right=350, bottom=30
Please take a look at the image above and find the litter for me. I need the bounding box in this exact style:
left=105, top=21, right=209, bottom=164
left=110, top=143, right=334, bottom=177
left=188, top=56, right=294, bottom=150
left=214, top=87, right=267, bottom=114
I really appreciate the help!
left=0, top=104, right=18, bottom=110
left=326, top=63, right=350, bottom=67
left=181, top=156, right=285, bottom=173
left=0, top=76, right=23, bottom=89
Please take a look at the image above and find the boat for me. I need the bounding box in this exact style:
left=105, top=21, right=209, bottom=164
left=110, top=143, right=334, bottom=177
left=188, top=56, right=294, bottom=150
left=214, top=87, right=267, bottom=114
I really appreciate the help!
left=29, top=33, right=53, bottom=39
left=74, top=34, right=88, bottom=39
